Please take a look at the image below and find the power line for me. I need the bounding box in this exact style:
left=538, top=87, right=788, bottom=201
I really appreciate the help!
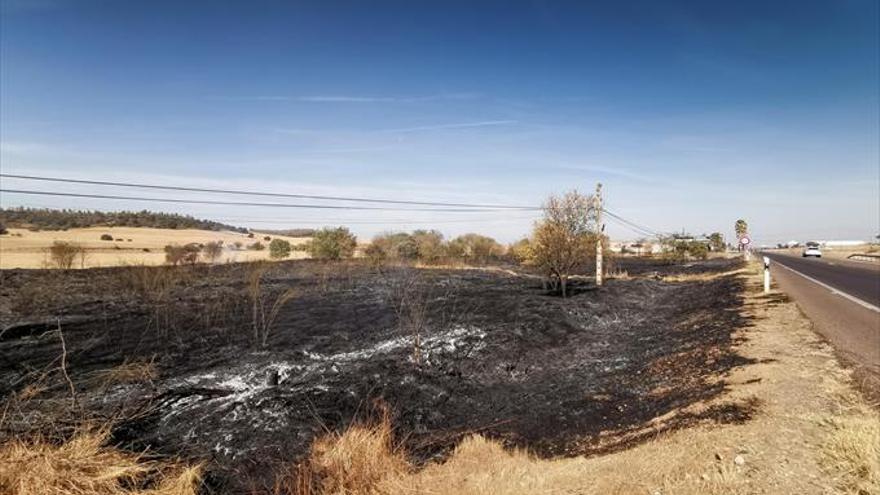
left=0, top=180, right=669, bottom=236
left=602, top=208, right=664, bottom=237
left=0, top=189, right=531, bottom=212
left=605, top=215, right=657, bottom=238
left=219, top=217, right=538, bottom=225
left=603, top=214, right=655, bottom=237
left=0, top=174, right=541, bottom=210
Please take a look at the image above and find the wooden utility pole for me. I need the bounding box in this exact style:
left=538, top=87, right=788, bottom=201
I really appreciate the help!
left=595, top=183, right=603, bottom=286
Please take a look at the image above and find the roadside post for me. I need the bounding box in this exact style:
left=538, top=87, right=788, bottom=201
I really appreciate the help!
left=763, top=256, right=771, bottom=294
left=595, top=183, right=603, bottom=287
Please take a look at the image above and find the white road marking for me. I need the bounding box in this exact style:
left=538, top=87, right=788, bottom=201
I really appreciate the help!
left=771, top=259, right=880, bottom=313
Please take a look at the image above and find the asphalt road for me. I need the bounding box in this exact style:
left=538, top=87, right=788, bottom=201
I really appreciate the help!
left=763, top=252, right=880, bottom=308
left=761, top=251, right=880, bottom=402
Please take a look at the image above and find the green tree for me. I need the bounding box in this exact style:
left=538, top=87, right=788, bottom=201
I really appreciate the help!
left=734, top=219, right=748, bottom=238
left=708, top=232, right=725, bottom=252
left=448, top=233, right=504, bottom=265
left=411, top=229, right=445, bottom=264
left=269, top=238, right=292, bottom=259
left=507, top=237, right=534, bottom=265
left=531, top=190, right=597, bottom=297
left=307, top=227, right=357, bottom=260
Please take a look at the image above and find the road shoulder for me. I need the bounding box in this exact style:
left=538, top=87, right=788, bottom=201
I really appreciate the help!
left=766, top=256, right=880, bottom=405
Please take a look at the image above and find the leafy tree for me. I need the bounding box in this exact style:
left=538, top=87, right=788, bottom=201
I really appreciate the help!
left=368, top=233, right=414, bottom=263
left=367, top=230, right=447, bottom=265
left=660, top=235, right=709, bottom=261
left=307, top=227, right=357, bottom=260
left=269, top=238, right=292, bottom=259
left=507, top=237, right=534, bottom=265
left=530, top=190, right=597, bottom=297
left=411, top=230, right=445, bottom=264
left=708, top=232, right=725, bottom=252
left=447, top=233, right=504, bottom=264
left=164, top=243, right=200, bottom=265
left=364, top=241, right=388, bottom=266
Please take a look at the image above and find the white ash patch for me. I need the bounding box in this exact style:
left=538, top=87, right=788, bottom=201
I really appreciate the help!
left=153, top=326, right=486, bottom=456
left=305, top=325, right=486, bottom=364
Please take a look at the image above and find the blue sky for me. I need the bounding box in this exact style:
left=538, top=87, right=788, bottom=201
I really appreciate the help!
left=1, top=0, right=877, bottom=244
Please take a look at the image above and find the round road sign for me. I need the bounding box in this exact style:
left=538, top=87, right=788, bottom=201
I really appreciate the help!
left=739, top=236, right=751, bottom=246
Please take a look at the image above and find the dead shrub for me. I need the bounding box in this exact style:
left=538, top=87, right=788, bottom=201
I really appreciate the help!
left=0, top=427, right=202, bottom=495
left=164, top=244, right=200, bottom=266
left=46, top=241, right=84, bottom=270
left=247, top=263, right=297, bottom=347
left=385, top=269, right=430, bottom=365
left=201, top=241, right=223, bottom=264
left=118, top=265, right=185, bottom=335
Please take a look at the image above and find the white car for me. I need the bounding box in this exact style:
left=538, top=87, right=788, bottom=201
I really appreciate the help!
left=802, top=244, right=822, bottom=258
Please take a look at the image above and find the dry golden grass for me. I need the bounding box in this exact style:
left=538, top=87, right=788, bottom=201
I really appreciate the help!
left=88, top=359, right=158, bottom=389
left=0, top=427, right=201, bottom=495
left=277, top=420, right=765, bottom=495
left=661, top=268, right=747, bottom=282
left=277, top=412, right=408, bottom=495
left=820, top=401, right=880, bottom=495
left=281, top=406, right=880, bottom=495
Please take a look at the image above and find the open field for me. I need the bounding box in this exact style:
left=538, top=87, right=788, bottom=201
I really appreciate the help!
left=1, top=257, right=877, bottom=494
left=0, top=227, right=310, bottom=269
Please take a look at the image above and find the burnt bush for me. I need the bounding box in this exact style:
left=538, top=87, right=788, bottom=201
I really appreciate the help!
left=164, top=243, right=201, bottom=266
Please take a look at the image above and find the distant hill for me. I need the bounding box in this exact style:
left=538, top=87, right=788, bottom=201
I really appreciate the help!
left=0, top=207, right=248, bottom=233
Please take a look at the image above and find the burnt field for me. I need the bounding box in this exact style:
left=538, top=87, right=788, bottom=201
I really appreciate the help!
left=0, top=257, right=751, bottom=493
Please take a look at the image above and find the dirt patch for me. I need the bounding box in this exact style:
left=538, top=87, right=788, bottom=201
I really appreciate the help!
left=0, top=258, right=750, bottom=492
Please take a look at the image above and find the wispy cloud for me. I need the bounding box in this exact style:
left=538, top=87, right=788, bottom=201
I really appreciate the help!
left=296, top=95, right=398, bottom=103
left=380, top=120, right=518, bottom=133
left=552, top=163, right=660, bottom=183
left=212, top=93, right=480, bottom=104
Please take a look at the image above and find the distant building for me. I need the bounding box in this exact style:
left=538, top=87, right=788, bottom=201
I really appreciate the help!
left=610, top=240, right=662, bottom=255
left=819, top=240, right=868, bottom=247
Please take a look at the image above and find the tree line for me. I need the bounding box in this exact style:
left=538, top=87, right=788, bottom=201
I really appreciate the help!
left=0, top=207, right=247, bottom=233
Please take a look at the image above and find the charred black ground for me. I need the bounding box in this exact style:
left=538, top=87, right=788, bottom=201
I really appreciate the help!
left=0, top=257, right=751, bottom=493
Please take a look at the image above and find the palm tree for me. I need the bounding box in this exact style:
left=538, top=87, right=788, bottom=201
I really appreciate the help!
left=734, top=219, right=748, bottom=238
